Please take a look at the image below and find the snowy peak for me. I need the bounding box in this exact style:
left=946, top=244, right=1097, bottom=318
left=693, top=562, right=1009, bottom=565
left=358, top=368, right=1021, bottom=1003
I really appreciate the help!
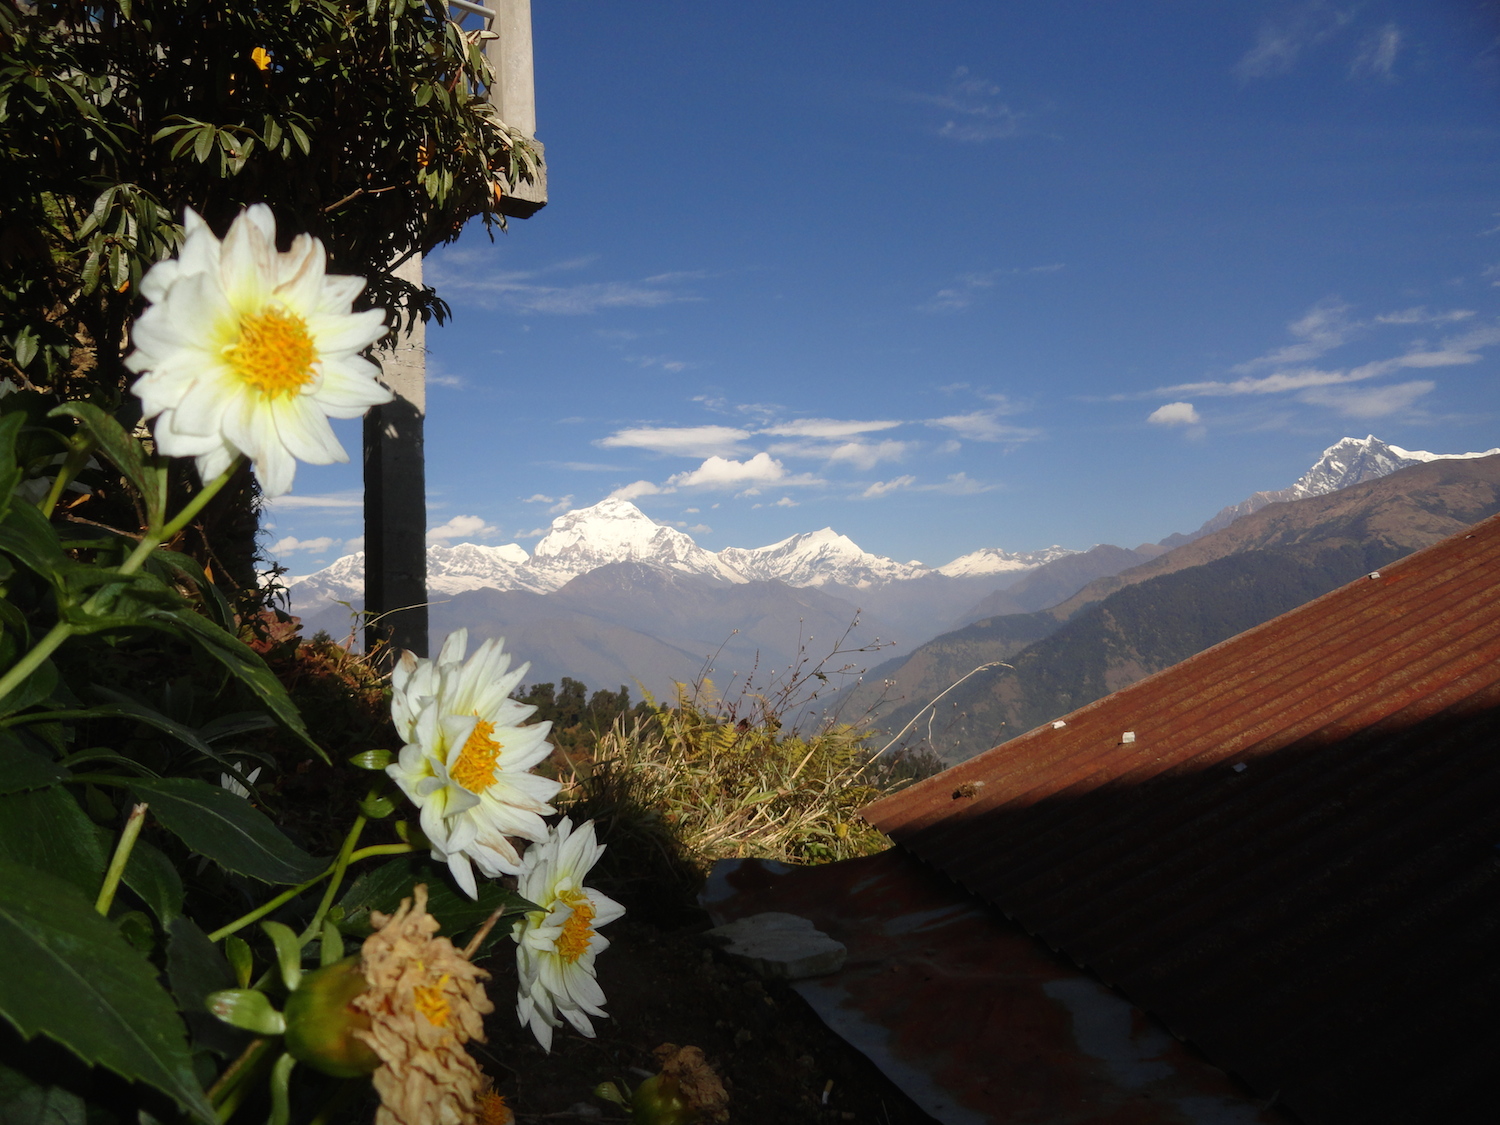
left=1177, top=434, right=1500, bottom=543
left=936, top=544, right=1077, bottom=578
left=426, top=542, right=540, bottom=596
left=720, top=527, right=932, bottom=588
left=532, top=498, right=745, bottom=586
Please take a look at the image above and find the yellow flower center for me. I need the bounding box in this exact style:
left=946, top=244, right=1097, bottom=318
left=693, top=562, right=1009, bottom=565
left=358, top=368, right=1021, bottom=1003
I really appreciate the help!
left=225, top=306, right=316, bottom=398
left=450, top=718, right=502, bottom=792
left=412, top=974, right=451, bottom=1028
left=556, top=890, right=596, bottom=964
left=478, top=1091, right=514, bottom=1125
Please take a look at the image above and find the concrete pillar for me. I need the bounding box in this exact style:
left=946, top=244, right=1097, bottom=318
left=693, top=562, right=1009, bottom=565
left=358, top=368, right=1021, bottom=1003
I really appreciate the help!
left=363, top=255, right=429, bottom=659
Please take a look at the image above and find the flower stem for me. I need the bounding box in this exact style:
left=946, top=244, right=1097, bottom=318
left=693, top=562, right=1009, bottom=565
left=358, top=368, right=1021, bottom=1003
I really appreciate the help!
left=95, top=802, right=148, bottom=915
left=120, top=457, right=243, bottom=574
left=0, top=620, right=76, bottom=704
left=347, top=842, right=414, bottom=863
left=206, top=870, right=332, bottom=943
left=38, top=435, right=97, bottom=520
left=299, top=813, right=368, bottom=944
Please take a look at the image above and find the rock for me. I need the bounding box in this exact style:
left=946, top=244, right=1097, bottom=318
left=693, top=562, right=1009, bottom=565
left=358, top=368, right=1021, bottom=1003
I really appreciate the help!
left=702, top=912, right=847, bottom=980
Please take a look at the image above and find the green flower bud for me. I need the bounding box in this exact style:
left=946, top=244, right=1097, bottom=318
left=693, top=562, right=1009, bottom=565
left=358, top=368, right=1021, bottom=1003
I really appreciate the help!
left=630, top=1074, right=695, bottom=1125
left=282, top=955, right=381, bottom=1077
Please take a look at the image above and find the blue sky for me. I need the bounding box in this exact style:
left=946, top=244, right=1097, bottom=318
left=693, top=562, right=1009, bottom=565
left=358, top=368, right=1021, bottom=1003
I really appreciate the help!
left=265, top=0, right=1500, bottom=572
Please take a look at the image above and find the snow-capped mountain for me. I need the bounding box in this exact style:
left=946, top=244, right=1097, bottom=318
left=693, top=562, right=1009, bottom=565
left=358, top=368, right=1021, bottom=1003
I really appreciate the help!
left=1174, top=435, right=1500, bottom=543
left=528, top=497, right=745, bottom=588
left=428, top=542, right=539, bottom=595
left=936, top=544, right=1077, bottom=579
left=719, top=528, right=932, bottom=588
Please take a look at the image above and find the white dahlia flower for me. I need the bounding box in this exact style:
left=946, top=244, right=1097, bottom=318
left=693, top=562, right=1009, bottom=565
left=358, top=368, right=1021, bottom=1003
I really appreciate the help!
left=124, top=205, right=392, bottom=497
left=386, top=629, right=561, bottom=898
left=512, top=818, right=623, bottom=1052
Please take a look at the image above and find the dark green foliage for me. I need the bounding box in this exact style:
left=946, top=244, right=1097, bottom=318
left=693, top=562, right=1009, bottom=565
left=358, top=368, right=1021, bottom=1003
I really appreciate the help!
left=514, top=677, right=654, bottom=760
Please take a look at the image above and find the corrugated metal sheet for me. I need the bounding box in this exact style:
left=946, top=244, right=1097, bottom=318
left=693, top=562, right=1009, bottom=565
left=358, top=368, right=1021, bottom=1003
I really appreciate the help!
left=862, top=513, right=1500, bottom=1125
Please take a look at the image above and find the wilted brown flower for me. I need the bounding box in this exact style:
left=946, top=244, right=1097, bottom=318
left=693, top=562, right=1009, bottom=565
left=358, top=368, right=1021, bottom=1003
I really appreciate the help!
left=652, top=1043, right=730, bottom=1123
left=353, top=884, right=498, bottom=1125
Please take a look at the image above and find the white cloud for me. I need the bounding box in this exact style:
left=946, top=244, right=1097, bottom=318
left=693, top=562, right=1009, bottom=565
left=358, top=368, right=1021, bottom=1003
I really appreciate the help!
left=825, top=440, right=910, bottom=471
left=547, top=495, right=574, bottom=515
left=270, top=535, right=340, bottom=555
left=1162, top=348, right=1479, bottom=398
left=667, top=452, right=790, bottom=490
left=926, top=411, right=1040, bottom=442
left=937, top=439, right=962, bottom=454
left=921, top=271, right=997, bottom=312
left=773, top=497, right=798, bottom=508
left=1148, top=402, right=1201, bottom=426
left=345, top=536, right=365, bottom=554
left=1298, top=380, right=1435, bottom=417
left=1351, top=23, right=1401, bottom=80
left=608, top=480, right=663, bottom=502
left=758, top=418, right=901, bottom=439
left=516, top=526, right=549, bottom=539
left=918, top=68, right=1027, bottom=142
left=522, top=493, right=556, bottom=504
left=598, top=425, right=750, bottom=457
left=427, top=514, right=500, bottom=543
left=862, top=475, right=916, bottom=499
left=264, top=490, right=363, bottom=511
left=428, top=373, right=466, bottom=389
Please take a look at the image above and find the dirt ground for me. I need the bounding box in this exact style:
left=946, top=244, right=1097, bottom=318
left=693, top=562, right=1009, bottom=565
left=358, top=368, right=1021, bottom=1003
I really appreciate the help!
left=470, top=906, right=940, bottom=1124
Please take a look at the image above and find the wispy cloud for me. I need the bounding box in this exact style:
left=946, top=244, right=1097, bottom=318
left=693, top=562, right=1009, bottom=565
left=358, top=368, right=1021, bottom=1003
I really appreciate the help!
left=1351, top=23, right=1402, bottom=81
left=628, top=354, right=691, bottom=373
left=598, top=425, right=750, bottom=457
left=666, top=453, right=822, bottom=492
left=1374, top=307, right=1474, bottom=326
left=765, top=438, right=911, bottom=470
left=427, top=514, right=500, bottom=543
left=920, top=265, right=1063, bottom=312
left=1231, top=299, right=1357, bottom=372
left=925, top=411, right=1041, bottom=443
left=270, top=535, right=342, bottom=555
left=910, top=67, right=1029, bottom=142
left=608, top=480, right=663, bottom=502
left=1234, top=2, right=1355, bottom=81
left=758, top=418, right=901, bottom=439
left=1298, top=380, right=1434, bottom=417
left=427, top=255, right=703, bottom=315
left=264, top=490, right=363, bottom=511
left=862, top=475, right=916, bottom=499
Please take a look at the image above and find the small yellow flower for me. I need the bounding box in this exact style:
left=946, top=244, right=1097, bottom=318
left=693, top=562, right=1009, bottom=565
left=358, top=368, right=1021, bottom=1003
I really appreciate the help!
left=251, top=46, right=273, bottom=71
left=352, top=884, right=496, bottom=1125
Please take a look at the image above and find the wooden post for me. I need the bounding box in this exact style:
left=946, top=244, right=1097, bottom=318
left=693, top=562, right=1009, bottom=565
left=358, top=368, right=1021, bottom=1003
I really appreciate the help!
left=362, top=0, right=545, bottom=661
left=364, top=255, right=429, bottom=659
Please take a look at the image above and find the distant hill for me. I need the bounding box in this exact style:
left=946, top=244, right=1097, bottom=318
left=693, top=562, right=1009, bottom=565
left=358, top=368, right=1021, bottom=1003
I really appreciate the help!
left=849, top=454, right=1500, bottom=762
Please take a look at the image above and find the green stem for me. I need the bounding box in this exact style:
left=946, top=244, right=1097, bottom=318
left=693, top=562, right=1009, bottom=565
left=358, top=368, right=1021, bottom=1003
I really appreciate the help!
left=209, top=1036, right=279, bottom=1120
left=299, top=813, right=367, bottom=944
left=95, top=802, right=148, bottom=915
left=120, top=457, right=243, bottom=574
left=0, top=620, right=76, bottom=703
left=38, top=435, right=97, bottom=520
left=347, top=842, right=414, bottom=863
left=0, top=459, right=243, bottom=703
left=206, top=870, right=331, bottom=943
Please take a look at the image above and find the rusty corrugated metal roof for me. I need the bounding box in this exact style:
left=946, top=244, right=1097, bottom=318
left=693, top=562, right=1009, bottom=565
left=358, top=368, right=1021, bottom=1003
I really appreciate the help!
left=862, top=512, right=1500, bottom=1125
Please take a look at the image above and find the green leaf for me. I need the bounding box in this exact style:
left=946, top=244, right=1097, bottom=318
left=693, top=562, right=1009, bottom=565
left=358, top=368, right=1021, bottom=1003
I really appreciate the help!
left=0, top=743, right=67, bottom=795
left=338, top=856, right=537, bottom=949
left=48, top=403, right=160, bottom=525
left=260, top=921, right=302, bottom=992
left=166, top=918, right=248, bottom=1058
left=127, top=777, right=327, bottom=884
left=114, top=833, right=184, bottom=924
left=0, top=411, right=24, bottom=525
left=81, top=689, right=258, bottom=775
left=0, top=788, right=105, bottom=897
left=0, top=658, right=59, bottom=719
left=142, top=609, right=325, bottom=760
left=0, top=500, right=70, bottom=588
left=0, top=1059, right=87, bottom=1125
left=0, top=857, right=215, bottom=1123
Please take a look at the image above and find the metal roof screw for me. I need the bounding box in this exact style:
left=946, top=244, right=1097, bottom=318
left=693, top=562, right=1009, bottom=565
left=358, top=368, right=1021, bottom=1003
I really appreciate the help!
left=1052, top=720, right=1067, bottom=729
left=1367, top=571, right=1381, bottom=580
left=1121, top=731, right=1136, bottom=744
